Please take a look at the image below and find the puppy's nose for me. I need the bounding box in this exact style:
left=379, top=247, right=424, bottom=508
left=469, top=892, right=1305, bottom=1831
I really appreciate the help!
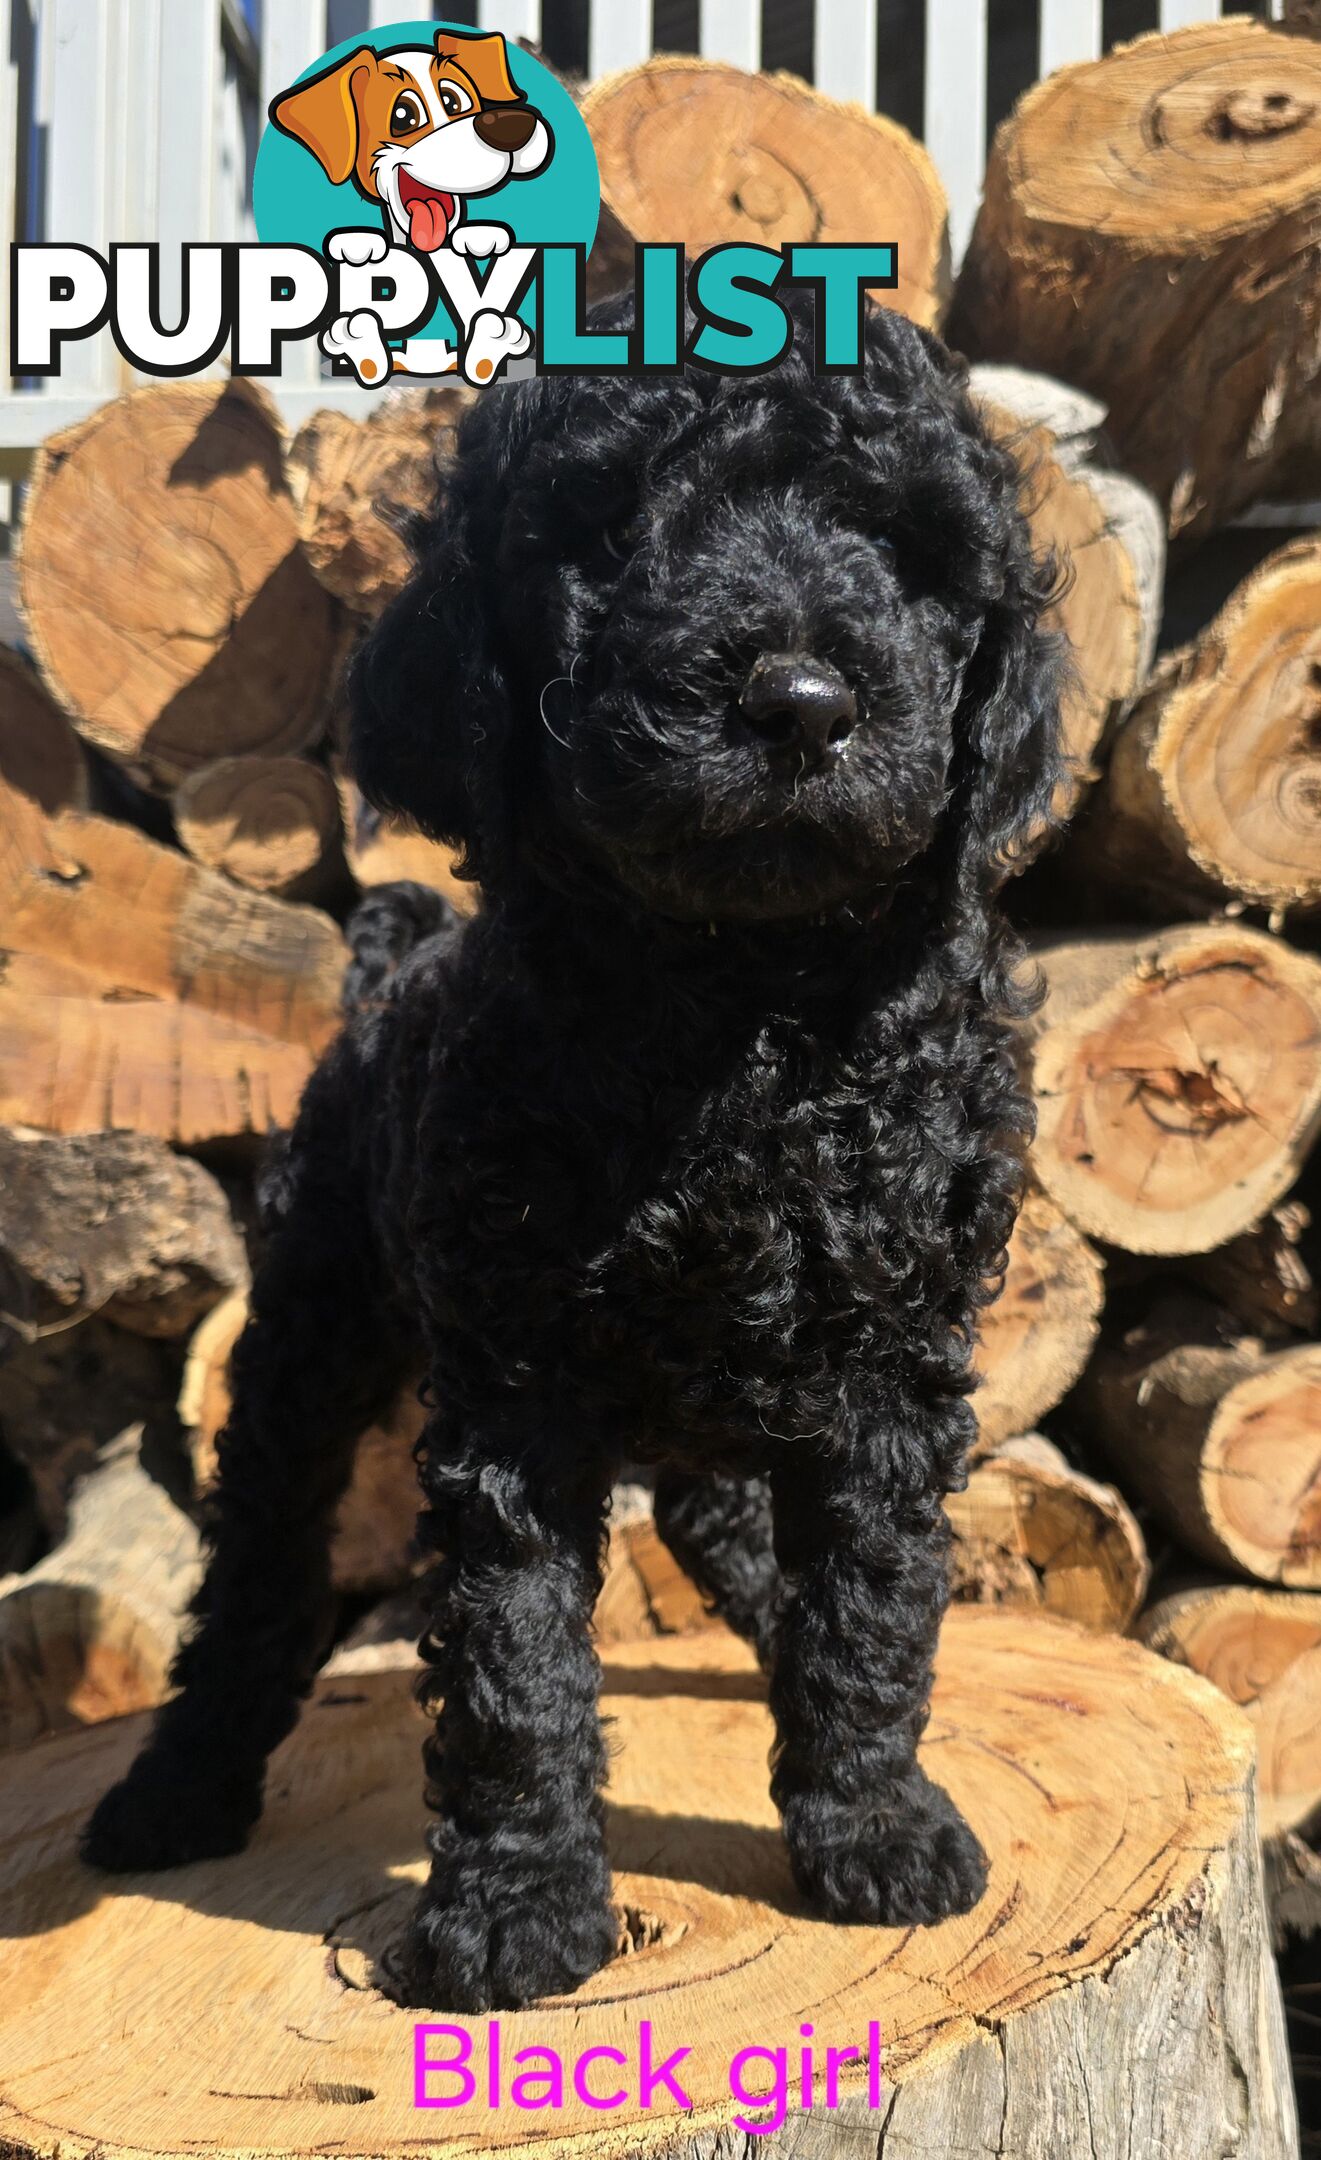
left=474, top=106, right=538, bottom=152
left=739, top=654, right=857, bottom=764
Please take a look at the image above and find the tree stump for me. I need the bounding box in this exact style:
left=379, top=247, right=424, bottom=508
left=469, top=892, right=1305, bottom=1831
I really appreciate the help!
left=580, top=58, right=949, bottom=328
left=1026, top=924, right=1321, bottom=1255
left=1078, top=1296, right=1321, bottom=1588
left=1082, top=536, right=1321, bottom=919
left=948, top=20, right=1321, bottom=541
left=0, top=1613, right=1295, bottom=2156
left=17, top=381, right=342, bottom=791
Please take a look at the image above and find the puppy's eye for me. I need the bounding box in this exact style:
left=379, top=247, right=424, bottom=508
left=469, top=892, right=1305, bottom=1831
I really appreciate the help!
left=438, top=82, right=473, bottom=118
left=603, top=519, right=641, bottom=563
left=389, top=93, right=426, bottom=135
left=873, top=533, right=896, bottom=555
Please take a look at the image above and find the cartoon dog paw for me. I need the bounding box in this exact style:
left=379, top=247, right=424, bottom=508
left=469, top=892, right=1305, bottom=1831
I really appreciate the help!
left=448, top=223, right=513, bottom=260
left=321, top=308, right=392, bottom=387
left=460, top=308, right=531, bottom=387
left=326, top=229, right=390, bottom=267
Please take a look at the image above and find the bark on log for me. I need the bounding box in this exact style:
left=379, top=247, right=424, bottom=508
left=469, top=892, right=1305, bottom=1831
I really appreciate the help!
left=287, top=391, right=468, bottom=619
left=0, top=645, right=87, bottom=815
left=17, top=380, right=342, bottom=790
left=946, top=1433, right=1148, bottom=1631
left=1139, top=1582, right=1321, bottom=1839
left=1109, top=1200, right=1318, bottom=1342
left=173, top=755, right=345, bottom=900
left=0, top=772, right=347, bottom=1143
left=970, top=367, right=1164, bottom=811
left=338, top=768, right=477, bottom=913
left=1082, top=537, right=1321, bottom=918
left=180, top=1290, right=423, bottom=1596
left=972, top=1184, right=1104, bottom=1453
left=0, top=1613, right=1296, bottom=2157
left=0, top=1428, right=201, bottom=1750
left=947, top=20, right=1321, bottom=542
left=1077, top=1296, right=1321, bottom=1588
left=1026, top=923, right=1321, bottom=1255
left=579, top=58, right=949, bottom=328
left=0, top=1127, right=247, bottom=1340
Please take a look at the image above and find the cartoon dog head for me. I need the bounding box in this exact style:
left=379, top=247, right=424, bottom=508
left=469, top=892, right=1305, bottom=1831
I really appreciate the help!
left=271, top=29, right=552, bottom=253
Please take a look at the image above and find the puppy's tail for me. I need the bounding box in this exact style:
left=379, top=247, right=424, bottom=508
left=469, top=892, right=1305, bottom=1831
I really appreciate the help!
left=342, top=881, right=465, bottom=1015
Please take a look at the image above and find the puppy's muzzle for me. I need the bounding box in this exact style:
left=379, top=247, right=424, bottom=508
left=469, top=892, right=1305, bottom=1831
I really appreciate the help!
left=739, top=654, right=857, bottom=769
left=475, top=106, right=539, bottom=152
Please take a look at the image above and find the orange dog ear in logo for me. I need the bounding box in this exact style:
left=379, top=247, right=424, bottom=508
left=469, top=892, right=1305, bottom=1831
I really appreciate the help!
left=270, top=47, right=379, bottom=185
left=434, top=29, right=524, bottom=106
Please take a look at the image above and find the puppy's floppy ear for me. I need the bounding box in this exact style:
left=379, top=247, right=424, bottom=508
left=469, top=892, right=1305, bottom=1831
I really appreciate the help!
left=435, top=29, right=523, bottom=105
left=948, top=512, right=1065, bottom=915
left=348, top=480, right=509, bottom=881
left=270, top=48, right=376, bottom=185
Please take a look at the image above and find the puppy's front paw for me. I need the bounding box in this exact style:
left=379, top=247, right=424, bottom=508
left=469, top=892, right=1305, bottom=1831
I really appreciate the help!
left=448, top=222, right=512, bottom=259
left=391, top=1860, right=617, bottom=2012
left=785, top=1780, right=987, bottom=1928
left=320, top=309, right=391, bottom=386
left=83, top=1753, right=261, bottom=1873
left=327, top=228, right=389, bottom=266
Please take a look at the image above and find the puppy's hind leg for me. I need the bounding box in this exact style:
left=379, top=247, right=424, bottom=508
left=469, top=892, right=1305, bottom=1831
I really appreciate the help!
left=652, top=1467, right=784, bottom=1667
left=83, top=1033, right=417, bottom=1873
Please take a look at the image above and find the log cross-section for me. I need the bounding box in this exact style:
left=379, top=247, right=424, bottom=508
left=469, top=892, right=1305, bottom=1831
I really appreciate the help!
left=0, top=1614, right=1298, bottom=2158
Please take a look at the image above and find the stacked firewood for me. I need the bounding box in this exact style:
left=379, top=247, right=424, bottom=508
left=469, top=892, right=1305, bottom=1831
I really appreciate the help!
left=3, top=8, right=1321, bottom=1942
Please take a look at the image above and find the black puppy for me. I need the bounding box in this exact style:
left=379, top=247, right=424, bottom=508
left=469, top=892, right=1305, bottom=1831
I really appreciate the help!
left=85, top=296, right=1062, bottom=2013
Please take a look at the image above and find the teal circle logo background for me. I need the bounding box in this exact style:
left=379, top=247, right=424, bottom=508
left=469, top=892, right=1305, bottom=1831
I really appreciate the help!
left=252, top=20, right=600, bottom=344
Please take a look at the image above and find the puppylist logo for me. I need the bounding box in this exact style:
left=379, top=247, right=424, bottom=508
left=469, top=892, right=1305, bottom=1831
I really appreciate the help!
left=10, top=19, right=897, bottom=389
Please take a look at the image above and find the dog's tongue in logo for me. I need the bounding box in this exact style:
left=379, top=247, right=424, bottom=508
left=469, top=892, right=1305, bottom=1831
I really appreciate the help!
left=398, top=172, right=457, bottom=253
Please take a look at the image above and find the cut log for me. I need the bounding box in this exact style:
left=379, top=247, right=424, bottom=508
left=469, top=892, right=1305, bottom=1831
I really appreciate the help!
left=1084, top=537, right=1321, bottom=918
left=580, top=58, right=949, bottom=328
left=972, top=1184, right=1104, bottom=1453
left=173, top=755, right=345, bottom=900
left=596, top=1514, right=714, bottom=1645
left=946, top=1433, right=1148, bottom=1631
left=0, top=1316, right=180, bottom=1554
left=287, top=390, right=469, bottom=619
left=0, top=1127, right=247, bottom=1340
left=970, top=367, right=1164, bottom=811
left=948, top=21, right=1321, bottom=541
left=0, top=1613, right=1296, bottom=2157
left=1077, top=1296, right=1321, bottom=1588
left=337, top=768, right=477, bottom=913
left=17, top=380, right=342, bottom=790
left=0, top=772, right=347, bottom=1143
left=181, top=1290, right=423, bottom=1596
left=0, top=644, right=87, bottom=815
left=0, top=1428, right=201, bottom=1750
left=1139, top=1582, right=1321, bottom=1840
left=1026, top=923, right=1321, bottom=1255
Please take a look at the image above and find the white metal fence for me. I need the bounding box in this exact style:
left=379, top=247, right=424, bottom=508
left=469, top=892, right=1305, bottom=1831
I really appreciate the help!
left=0, top=0, right=1285, bottom=467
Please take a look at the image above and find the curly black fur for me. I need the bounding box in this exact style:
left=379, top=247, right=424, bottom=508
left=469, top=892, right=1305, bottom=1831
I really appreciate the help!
left=84, top=294, right=1063, bottom=2012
